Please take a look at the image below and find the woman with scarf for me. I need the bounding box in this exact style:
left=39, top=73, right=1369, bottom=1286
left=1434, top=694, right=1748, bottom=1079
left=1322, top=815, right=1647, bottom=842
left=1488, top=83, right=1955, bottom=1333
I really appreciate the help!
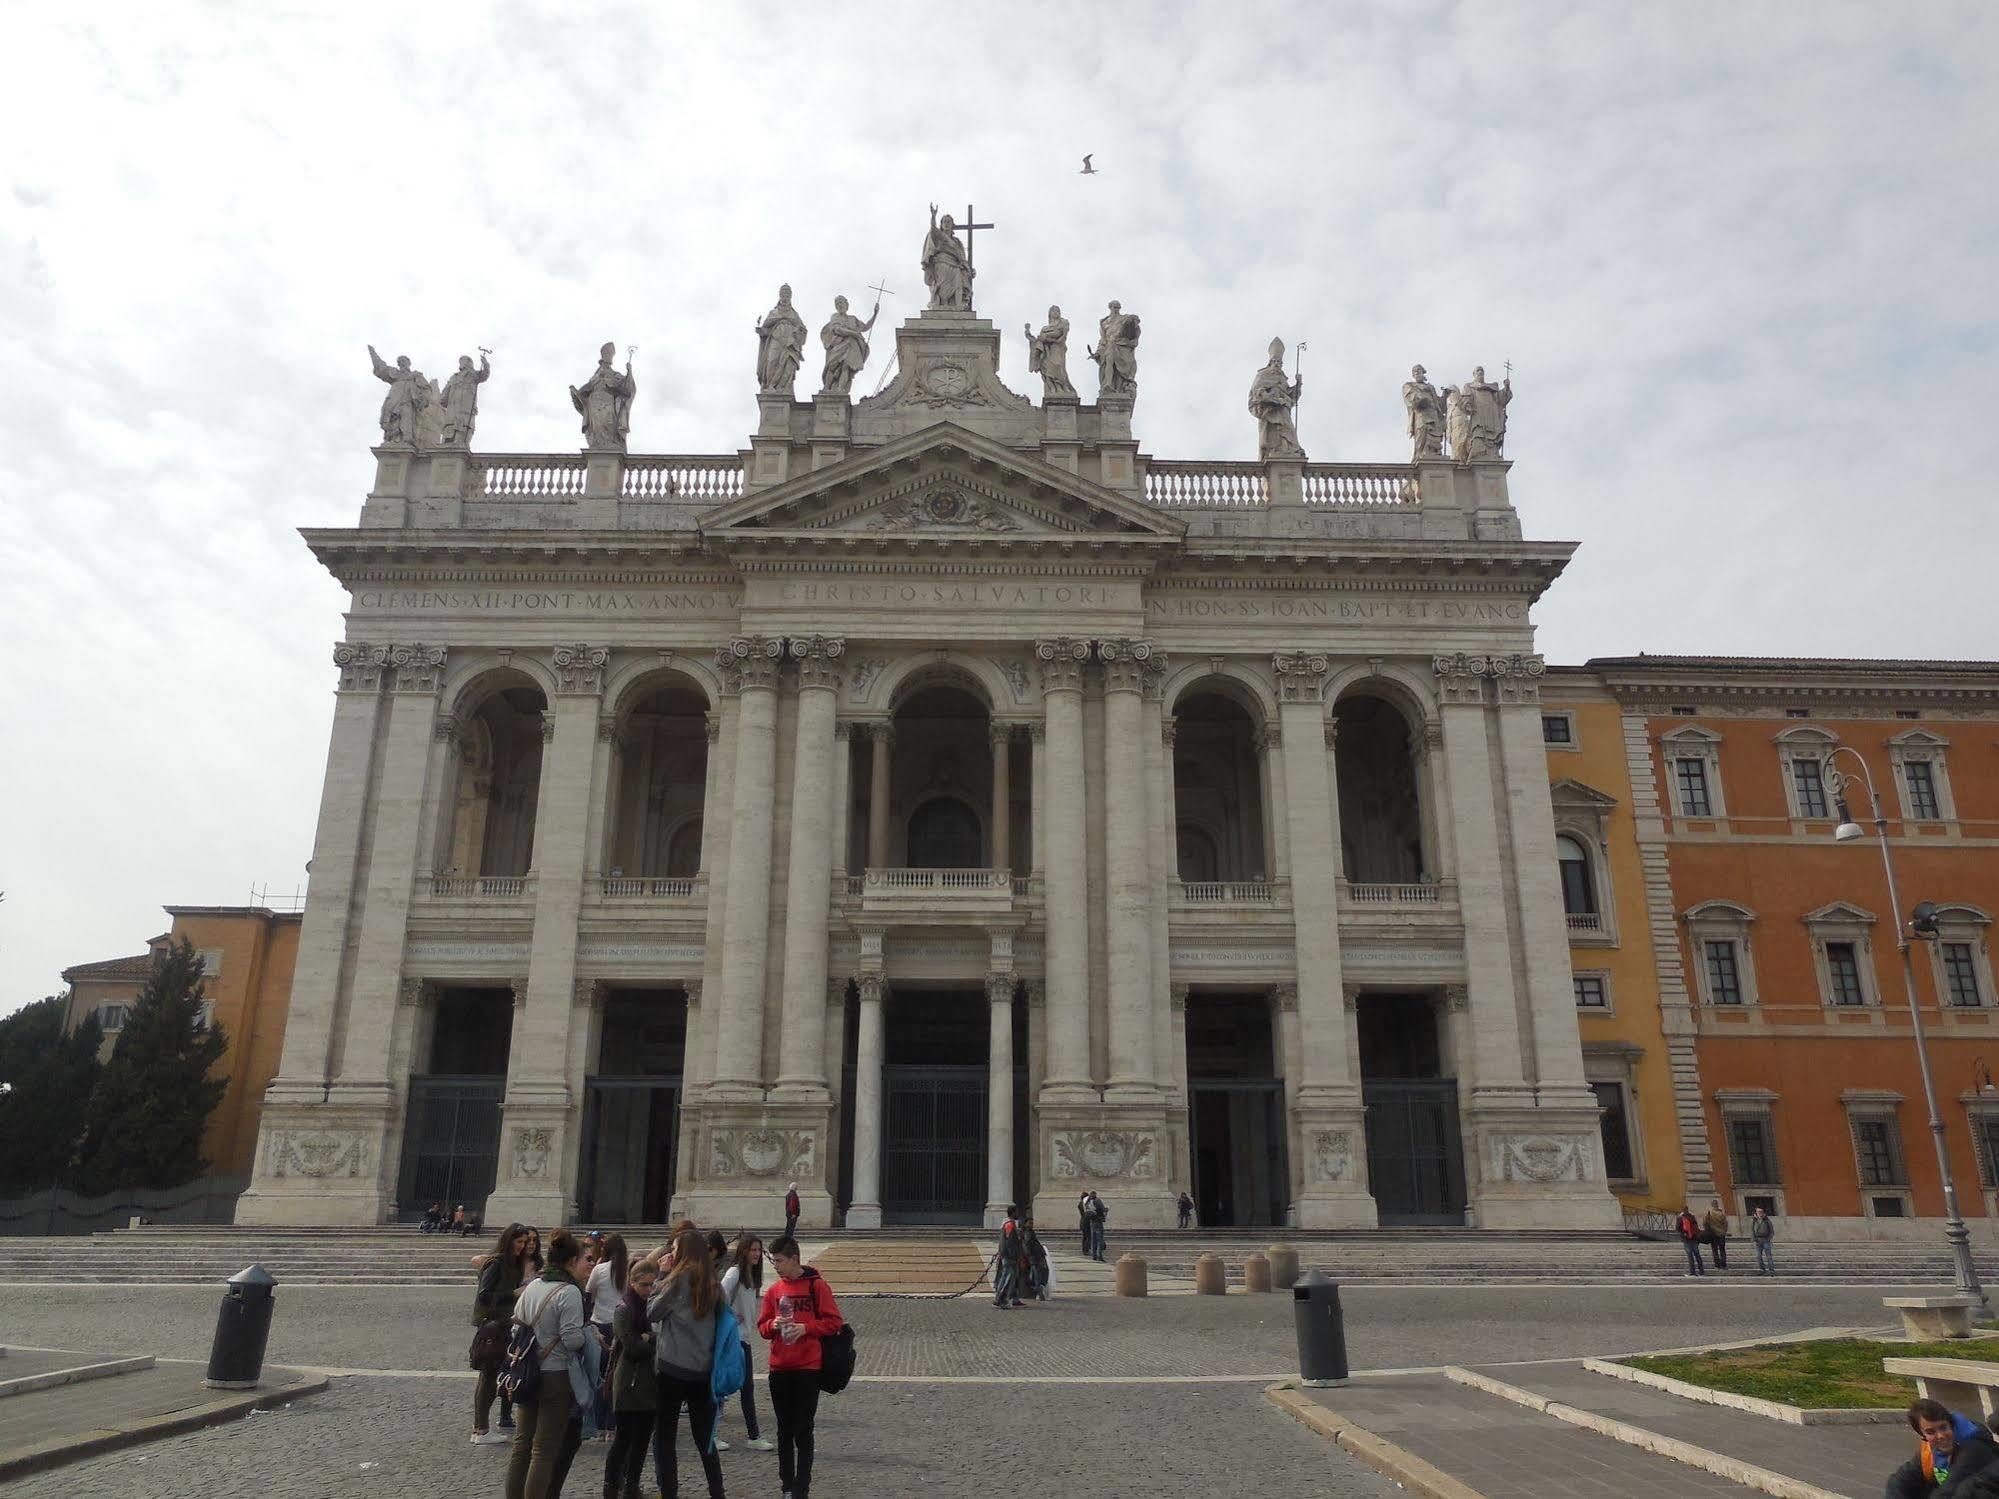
left=504, top=1229, right=589, bottom=1499
left=472, top=1222, right=535, bottom=1445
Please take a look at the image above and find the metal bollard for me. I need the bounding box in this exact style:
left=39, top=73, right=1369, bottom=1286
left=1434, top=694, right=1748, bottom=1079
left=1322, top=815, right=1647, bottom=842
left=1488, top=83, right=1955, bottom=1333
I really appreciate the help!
left=1114, top=1252, right=1149, bottom=1297
left=1193, top=1252, right=1226, bottom=1294
left=204, top=1264, right=277, bottom=1390
left=1244, top=1251, right=1272, bottom=1292
left=1267, top=1243, right=1301, bottom=1289
left=1293, top=1269, right=1349, bottom=1385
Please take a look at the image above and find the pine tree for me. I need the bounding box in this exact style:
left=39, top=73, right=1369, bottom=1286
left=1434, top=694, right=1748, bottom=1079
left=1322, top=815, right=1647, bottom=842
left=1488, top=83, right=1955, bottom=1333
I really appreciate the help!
left=0, top=996, right=103, bottom=1193
left=72, top=940, right=228, bottom=1194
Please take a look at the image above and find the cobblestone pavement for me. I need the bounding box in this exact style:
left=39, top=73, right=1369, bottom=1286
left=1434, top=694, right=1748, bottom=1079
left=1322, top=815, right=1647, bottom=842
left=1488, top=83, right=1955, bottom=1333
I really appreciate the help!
left=2, top=1374, right=1401, bottom=1498
left=0, top=1281, right=1902, bottom=1379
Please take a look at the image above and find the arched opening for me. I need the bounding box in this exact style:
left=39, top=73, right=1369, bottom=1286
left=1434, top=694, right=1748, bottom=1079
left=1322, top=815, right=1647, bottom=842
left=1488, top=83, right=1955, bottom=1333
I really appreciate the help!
left=875, top=681, right=1000, bottom=869
left=1333, top=694, right=1425, bottom=884
left=445, top=684, right=548, bottom=877
left=608, top=680, right=710, bottom=879
left=1171, top=688, right=1269, bottom=882
left=1556, top=834, right=1597, bottom=916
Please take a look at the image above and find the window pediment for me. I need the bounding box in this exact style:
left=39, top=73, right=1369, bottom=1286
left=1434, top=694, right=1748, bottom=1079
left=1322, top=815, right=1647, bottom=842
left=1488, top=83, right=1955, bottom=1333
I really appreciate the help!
left=1683, top=899, right=1756, bottom=926
left=1804, top=900, right=1876, bottom=928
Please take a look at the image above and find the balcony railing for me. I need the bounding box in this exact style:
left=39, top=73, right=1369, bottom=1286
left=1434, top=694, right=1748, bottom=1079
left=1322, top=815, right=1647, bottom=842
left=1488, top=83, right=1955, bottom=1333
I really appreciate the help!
left=600, top=876, right=703, bottom=899
left=622, top=456, right=747, bottom=501
left=864, top=868, right=1012, bottom=893
left=1344, top=882, right=1443, bottom=905
left=1566, top=912, right=1605, bottom=933
left=466, top=453, right=746, bottom=501
left=1144, top=460, right=1417, bottom=508
left=1176, top=880, right=1277, bottom=904
left=425, top=874, right=531, bottom=898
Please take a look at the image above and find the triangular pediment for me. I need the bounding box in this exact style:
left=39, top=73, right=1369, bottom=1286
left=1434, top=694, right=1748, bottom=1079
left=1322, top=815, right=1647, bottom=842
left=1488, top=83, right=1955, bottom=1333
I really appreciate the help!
left=1549, top=777, right=1620, bottom=810
left=696, top=424, right=1183, bottom=544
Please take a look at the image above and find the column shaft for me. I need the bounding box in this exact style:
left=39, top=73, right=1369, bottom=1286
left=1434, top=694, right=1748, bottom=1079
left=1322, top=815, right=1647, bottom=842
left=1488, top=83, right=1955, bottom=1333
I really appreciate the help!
left=713, top=643, right=784, bottom=1092
left=990, top=725, right=1012, bottom=870
left=985, top=975, right=1015, bottom=1225
left=694, top=707, right=734, bottom=1091
left=830, top=722, right=852, bottom=876
left=774, top=641, right=843, bottom=1097
left=1439, top=692, right=1528, bottom=1090
left=848, top=977, right=886, bottom=1227
left=1101, top=646, right=1155, bottom=1097
left=1038, top=644, right=1093, bottom=1098
left=867, top=724, right=893, bottom=868
left=1273, top=657, right=1351, bottom=1102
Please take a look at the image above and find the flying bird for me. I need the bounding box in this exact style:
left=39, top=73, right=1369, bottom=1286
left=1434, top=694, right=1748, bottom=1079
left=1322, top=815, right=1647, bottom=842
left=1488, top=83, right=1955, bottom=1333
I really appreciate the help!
left=1080, top=154, right=1097, bottom=175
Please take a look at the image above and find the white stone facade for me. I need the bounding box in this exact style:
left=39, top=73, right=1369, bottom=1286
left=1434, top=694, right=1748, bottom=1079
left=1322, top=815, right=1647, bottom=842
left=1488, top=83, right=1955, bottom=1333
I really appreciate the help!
left=236, top=305, right=1619, bottom=1232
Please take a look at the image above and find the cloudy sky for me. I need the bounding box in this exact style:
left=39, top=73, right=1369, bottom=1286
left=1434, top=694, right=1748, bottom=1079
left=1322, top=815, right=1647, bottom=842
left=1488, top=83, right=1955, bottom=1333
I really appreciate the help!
left=2, top=3, right=1994, bottom=1013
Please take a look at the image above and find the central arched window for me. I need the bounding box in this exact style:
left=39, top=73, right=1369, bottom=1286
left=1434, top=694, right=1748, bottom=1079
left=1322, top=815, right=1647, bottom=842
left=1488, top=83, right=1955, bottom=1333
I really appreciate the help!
left=1556, top=834, right=1597, bottom=916
left=907, top=796, right=982, bottom=868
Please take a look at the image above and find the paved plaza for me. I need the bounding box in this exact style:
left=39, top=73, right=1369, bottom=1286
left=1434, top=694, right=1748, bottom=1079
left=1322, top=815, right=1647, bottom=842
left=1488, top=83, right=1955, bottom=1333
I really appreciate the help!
left=0, top=1279, right=1940, bottom=1496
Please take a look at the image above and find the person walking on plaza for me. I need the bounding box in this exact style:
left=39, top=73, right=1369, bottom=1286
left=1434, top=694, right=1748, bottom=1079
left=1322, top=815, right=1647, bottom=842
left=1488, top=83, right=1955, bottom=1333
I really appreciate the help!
left=1177, top=1190, right=1195, bottom=1229
left=1885, top=1398, right=1996, bottom=1496
left=759, top=1235, right=844, bottom=1499
left=585, top=1234, right=629, bottom=1440
left=1675, top=1205, right=1705, bottom=1277
left=604, top=1253, right=661, bottom=1499
left=1750, top=1206, right=1776, bottom=1275
left=647, top=1228, right=727, bottom=1499
left=1703, top=1199, right=1730, bottom=1270
left=717, top=1233, right=775, bottom=1451
left=993, top=1208, right=1029, bottom=1310
left=783, top=1182, right=801, bottom=1239
left=472, top=1222, right=534, bottom=1445
left=505, top=1228, right=590, bottom=1499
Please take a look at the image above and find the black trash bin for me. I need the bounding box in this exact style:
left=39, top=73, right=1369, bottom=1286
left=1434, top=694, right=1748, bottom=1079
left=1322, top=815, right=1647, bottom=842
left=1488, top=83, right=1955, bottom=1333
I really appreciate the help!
left=1293, top=1268, right=1348, bottom=1385
left=204, top=1264, right=277, bottom=1389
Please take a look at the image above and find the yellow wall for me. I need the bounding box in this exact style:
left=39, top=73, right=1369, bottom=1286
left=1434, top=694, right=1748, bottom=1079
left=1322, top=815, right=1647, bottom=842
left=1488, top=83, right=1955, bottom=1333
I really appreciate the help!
left=1546, top=689, right=1685, bottom=1214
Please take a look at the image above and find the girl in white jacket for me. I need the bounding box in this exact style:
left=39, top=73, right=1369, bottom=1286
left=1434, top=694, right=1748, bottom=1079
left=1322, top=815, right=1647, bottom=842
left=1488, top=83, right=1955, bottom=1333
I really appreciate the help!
left=716, top=1232, right=774, bottom=1452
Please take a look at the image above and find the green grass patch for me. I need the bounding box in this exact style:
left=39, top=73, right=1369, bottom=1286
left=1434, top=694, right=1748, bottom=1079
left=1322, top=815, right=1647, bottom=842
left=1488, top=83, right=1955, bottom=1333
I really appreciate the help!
left=1624, top=1337, right=1999, bottom=1410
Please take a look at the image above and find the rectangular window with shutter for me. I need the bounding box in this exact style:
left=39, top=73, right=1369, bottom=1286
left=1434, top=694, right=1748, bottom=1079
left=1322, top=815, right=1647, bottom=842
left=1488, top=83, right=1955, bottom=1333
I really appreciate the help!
left=1825, top=942, right=1866, bottom=1006
left=1573, top=975, right=1608, bottom=1009
left=1904, top=761, right=1941, bottom=820
left=1854, top=1119, right=1904, bottom=1186
left=1728, top=1117, right=1777, bottom=1185
left=1592, top=1082, right=1634, bottom=1180
left=1675, top=758, right=1712, bottom=816
left=1944, top=944, right=1983, bottom=1008
left=1977, top=1117, right=1999, bottom=1189
left=1704, top=941, right=1743, bottom=1005
left=1792, top=758, right=1829, bottom=818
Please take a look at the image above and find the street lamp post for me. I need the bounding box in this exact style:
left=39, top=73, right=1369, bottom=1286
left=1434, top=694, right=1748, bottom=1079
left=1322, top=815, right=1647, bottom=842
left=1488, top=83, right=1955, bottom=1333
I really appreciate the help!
left=1826, top=746, right=1987, bottom=1306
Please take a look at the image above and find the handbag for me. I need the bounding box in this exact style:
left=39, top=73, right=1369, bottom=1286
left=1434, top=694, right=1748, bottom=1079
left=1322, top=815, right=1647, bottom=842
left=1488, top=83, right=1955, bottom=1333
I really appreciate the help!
left=469, top=1317, right=508, bottom=1372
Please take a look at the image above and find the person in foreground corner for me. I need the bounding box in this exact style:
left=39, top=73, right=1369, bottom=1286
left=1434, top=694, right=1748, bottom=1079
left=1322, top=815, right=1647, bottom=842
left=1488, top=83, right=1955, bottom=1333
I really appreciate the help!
left=1890, top=1398, right=1997, bottom=1496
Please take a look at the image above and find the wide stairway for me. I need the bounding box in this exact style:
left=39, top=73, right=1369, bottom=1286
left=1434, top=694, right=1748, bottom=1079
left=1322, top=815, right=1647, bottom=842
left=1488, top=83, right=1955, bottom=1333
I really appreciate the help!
left=6, top=1225, right=1998, bottom=1291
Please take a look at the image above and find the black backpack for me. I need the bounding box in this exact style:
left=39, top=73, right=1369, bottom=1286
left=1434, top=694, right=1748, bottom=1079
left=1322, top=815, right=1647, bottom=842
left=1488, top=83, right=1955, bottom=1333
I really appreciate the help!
left=801, top=1269, right=856, bottom=1395
left=494, top=1318, right=543, bottom=1405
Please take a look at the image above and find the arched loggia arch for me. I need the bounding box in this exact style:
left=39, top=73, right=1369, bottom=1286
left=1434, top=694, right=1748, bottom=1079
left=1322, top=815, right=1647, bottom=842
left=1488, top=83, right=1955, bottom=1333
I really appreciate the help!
left=440, top=667, right=552, bottom=878
left=1169, top=677, right=1272, bottom=883
left=604, top=668, right=714, bottom=880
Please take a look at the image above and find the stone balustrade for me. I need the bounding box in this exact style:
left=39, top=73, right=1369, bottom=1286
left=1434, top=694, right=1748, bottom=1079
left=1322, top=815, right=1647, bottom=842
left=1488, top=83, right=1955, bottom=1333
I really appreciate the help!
left=1344, top=881, right=1444, bottom=905
left=598, top=875, right=704, bottom=899
left=470, top=455, right=589, bottom=497
left=424, top=874, right=532, bottom=898
left=1566, top=911, right=1605, bottom=932
left=1300, top=464, right=1418, bottom=506
left=858, top=867, right=1015, bottom=914
left=1175, top=880, right=1278, bottom=904
left=465, top=453, right=746, bottom=501
left=621, top=456, right=747, bottom=501
left=1144, top=460, right=1418, bottom=509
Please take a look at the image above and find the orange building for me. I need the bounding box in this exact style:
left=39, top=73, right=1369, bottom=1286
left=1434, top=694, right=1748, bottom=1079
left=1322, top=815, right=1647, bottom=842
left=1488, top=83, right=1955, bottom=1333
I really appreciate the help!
left=62, top=906, right=301, bottom=1182
left=1588, top=657, right=1999, bottom=1237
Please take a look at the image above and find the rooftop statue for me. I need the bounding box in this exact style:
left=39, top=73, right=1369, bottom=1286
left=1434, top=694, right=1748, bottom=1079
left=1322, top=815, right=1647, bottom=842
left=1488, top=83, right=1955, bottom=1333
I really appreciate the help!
left=819, top=294, right=881, bottom=396
left=1248, top=337, right=1305, bottom=460
left=367, top=345, right=431, bottom=448
left=1446, top=365, right=1512, bottom=464
left=570, top=342, right=636, bottom=452
left=1402, top=364, right=1444, bottom=460
left=921, top=203, right=975, bottom=311
left=1024, top=306, right=1076, bottom=400
left=755, top=284, right=808, bottom=395
left=437, top=352, right=491, bottom=448
left=1089, top=300, right=1140, bottom=399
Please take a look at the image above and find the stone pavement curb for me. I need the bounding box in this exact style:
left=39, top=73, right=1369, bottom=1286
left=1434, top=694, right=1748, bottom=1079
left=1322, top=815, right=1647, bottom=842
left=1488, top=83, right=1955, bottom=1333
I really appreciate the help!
left=1581, top=1355, right=1901, bottom=1426
left=1263, top=1383, right=1487, bottom=1499
left=0, top=1369, right=331, bottom=1482
left=1443, top=1365, right=1842, bottom=1499
left=0, top=1355, right=156, bottom=1400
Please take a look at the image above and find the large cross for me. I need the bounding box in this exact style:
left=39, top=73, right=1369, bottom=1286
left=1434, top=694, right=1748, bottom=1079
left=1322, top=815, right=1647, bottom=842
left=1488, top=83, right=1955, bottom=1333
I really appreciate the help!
left=960, top=204, right=995, bottom=267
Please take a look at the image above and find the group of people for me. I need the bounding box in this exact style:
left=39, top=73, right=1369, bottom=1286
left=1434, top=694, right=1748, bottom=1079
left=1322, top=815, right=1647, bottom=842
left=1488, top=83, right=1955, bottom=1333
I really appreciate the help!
left=1674, top=1200, right=1777, bottom=1276
left=992, top=1207, right=1053, bottom=1308
left=469, top=1215, right=843, bottom=1499
left=1078, top=1190, right=1110, bottom=1262
left=424, top=1201, right=484, bottom=1236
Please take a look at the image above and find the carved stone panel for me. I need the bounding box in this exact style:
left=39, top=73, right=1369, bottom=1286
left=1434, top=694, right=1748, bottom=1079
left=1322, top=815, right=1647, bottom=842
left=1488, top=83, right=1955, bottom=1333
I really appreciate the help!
left=1050, top=1129, right=1158, bottom=1181
left=1309, top=1127, right=1355, bottom=1183
left=512, top=1126, right=555, bottom=1181
left=710, top=1127, right=818, bottom=1180
left=1488, top=1134, right=1595, bottom=1184
left=266, top=1129, right=370, bottom=1180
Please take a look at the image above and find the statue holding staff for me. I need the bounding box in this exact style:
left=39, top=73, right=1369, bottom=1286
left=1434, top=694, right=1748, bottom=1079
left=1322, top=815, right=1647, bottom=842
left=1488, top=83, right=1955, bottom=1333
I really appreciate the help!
left=1248, top=338, right=1305, bottom=460
left=570, top=341, right=636, bottom=451
left=921, top=203, right=975, bottom=311
left=755, top=285, right=808, bottom=394
left=367, top=345, right=431, bottom=447
left=1023, top=305, right=1076, bottom=399
left=819, top=294, right=881, bottom=396
left=437, top=351, right=491, bottom=447
left=1402, top=364, right=1444, bottom=459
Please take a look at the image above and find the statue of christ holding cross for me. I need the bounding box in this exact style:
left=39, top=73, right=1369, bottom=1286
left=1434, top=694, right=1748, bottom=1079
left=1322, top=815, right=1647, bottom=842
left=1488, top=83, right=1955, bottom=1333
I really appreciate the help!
left=921, top=203, right=976, bottom=311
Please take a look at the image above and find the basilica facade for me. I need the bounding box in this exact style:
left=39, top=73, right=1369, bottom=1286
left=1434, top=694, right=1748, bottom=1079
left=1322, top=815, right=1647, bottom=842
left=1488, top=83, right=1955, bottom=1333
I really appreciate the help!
left=237, top=268, right=1619, bottom=1231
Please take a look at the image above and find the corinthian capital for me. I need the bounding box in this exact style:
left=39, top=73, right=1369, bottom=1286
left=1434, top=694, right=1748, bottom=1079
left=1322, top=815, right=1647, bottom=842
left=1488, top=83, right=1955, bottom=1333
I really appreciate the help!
left=1271, top=651, right=1330, bottom=705
left=386, top=643, right=448, bottom=694
left=1096, top=638, right=1155, bottom=695
left=789, top=634, right=847, bottom=692
left=552, top=644, right=611, bottom=696
left=1432, top=651, right=1494, bottom=706
left=716, top=635, right=785, bottom=694
left=1035, top=637, right=1091, bottom=694
left=334, top=642, right=388, bottom=692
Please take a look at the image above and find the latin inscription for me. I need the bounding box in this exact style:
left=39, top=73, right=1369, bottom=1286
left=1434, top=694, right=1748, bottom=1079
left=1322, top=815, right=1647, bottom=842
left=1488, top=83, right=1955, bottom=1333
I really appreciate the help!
left=353, top=589, right=736, bottom=614
left=1149, top=595, right=1525, bottom=623
left=773, top=581, right=1115, bottom=607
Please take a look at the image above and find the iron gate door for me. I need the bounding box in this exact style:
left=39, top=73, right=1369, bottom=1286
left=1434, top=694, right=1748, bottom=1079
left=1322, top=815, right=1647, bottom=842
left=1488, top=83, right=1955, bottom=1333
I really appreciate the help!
left=882, top=1064, right=986, bottom=1223
left=398, top=1076, right=504, bottom=1215
left=1189, top=1081, right=1290, bottom=1226
left=1362, top=1079, right=1467, bottom=1224
left=577, top=1081, right=680, bottom=1223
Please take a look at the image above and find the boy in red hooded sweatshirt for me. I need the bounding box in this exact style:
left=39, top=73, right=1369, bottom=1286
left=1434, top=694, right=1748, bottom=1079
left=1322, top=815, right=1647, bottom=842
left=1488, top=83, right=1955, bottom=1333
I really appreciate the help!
left=757, top=1235, right=843, bottom=1499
